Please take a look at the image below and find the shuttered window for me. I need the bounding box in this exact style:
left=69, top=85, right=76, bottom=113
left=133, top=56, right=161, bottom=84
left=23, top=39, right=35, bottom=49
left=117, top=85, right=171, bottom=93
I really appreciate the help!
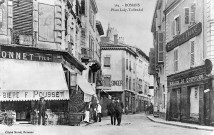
left=104, top=57, right=110, bottom=67
left=126, top=59, right=128, bottom=70
left=129, top=77, right=131, bottom=90
left=126, top=76, right=128, bottom=89
left=175, top=16, right=181, bottom=35
left=171, top=20, right=175, bottom=36
left=190, top=40, right=195, bottom=66
left=174, top=49, right=178, bottom=72
left=158, top=32, right=164, bottom=62
left=104, top=76, right=111, bottom=87
left=184, top=8, right=190, bottom=24
left=172, top=16, right=181, bottom=37
left=190, top=3, right=196, bottom=24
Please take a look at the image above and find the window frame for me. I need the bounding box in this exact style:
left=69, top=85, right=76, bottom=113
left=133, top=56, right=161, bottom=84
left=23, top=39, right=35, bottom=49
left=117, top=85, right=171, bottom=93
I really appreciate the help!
left=103, top=75, right=111, bottom=87
left=104, top=56, right=111, bottom=67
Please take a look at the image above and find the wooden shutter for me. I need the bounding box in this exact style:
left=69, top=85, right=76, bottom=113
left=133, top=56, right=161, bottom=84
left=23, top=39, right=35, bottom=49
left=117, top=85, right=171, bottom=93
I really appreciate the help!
left=13, top=0, right=33, bottom=33
left=158, top=32, right=164, bottom=62
left=190, top=40, right=195, bottom=66
left=190, top=3, right=196, bottom=24
left=184, top=8, right=190, bottom=24
left=174, top=49, right=178, bottom=72
left=149, top=48, right=156, bottom=75
left=171, top=20, right=175, bottom=37
left=176, top=16, right=181, bottom=35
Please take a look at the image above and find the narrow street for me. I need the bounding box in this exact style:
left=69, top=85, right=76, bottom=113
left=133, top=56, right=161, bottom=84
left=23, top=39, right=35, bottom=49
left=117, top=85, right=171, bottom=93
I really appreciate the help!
left=0, top=113, right=212, bottom=135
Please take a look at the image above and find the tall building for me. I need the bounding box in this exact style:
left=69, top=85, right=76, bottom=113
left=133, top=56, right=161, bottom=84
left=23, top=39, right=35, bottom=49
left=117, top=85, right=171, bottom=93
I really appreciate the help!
left=0, top=0, right=103, bottom=123
left=150, top=0, right=167, bottom=119
left=150, top=0, right=214, bottom=126
left=100, top=25, right=151, bottom=115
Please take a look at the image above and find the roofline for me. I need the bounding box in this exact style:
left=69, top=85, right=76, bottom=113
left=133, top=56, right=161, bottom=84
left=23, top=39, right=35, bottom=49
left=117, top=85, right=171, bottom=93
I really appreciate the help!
left=163, top=0, right=182, bottom=15
left=101, top=43, right=138, bottom=57
left=151, top=0, right=160, bottom=32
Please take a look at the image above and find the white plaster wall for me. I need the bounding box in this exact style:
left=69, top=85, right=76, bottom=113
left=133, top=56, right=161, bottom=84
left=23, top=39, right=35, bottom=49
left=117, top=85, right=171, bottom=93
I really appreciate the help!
left=166, top=0, right=204, bottom=76
left=102, top=50, right=123, bottom=91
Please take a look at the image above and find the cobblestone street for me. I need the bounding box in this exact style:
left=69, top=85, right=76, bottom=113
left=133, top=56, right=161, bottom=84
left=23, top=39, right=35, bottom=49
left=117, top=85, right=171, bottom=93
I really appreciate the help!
left=0, top=113, right=213, bottom=135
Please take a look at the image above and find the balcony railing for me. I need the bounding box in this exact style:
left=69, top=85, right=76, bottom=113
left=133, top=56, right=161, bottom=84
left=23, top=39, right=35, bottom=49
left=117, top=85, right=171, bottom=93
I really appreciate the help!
left=11, top=29, right=36, bottom=46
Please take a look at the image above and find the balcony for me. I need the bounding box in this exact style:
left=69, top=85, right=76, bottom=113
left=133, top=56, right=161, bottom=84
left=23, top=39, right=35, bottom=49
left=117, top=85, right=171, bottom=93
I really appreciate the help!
left=11, top=30, right=35, bottom=46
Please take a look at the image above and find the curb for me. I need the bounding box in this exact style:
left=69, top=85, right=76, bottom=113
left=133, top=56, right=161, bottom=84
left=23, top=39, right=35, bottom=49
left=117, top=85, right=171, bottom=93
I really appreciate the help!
left=146, top=116, right=214, bottom=131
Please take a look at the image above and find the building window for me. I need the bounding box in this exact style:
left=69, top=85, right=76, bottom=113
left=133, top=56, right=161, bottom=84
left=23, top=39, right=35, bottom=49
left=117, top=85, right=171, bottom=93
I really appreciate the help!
left=103, top=76, right=111, bottom=87
left=190, top=40, right=195, bottom=66
left=174, top=49, right=179, bottom=72
left=133, top=79, right=135, bottom=91
left=184, top=7, right=190, bottom=24
left=126, top=59, right=128, bottom=70
left=126, top=76, right=128, bottom=89
left=104, top=57, right=110, bottom=67
left=129, top=77, right=131, bottom=90
left=89, top=5, right=94, bottom=29
left=129, top=61, right=131, bottom=71
left=172, top=15, right=181, bottom=37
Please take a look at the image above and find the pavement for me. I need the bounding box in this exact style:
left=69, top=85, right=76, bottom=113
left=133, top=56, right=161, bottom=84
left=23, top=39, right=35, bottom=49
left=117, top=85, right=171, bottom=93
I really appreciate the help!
left=146, top=114, right=214, bottom=131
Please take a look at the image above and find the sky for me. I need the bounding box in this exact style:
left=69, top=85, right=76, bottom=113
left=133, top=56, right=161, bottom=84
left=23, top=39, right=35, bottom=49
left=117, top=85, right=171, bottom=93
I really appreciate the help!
left=96, top=0, right=157, bottom=55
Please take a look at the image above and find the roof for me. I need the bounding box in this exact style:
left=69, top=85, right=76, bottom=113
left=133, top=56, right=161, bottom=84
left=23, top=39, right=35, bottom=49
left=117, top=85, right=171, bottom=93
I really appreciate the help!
left=101, top=42, right=138, bottom=57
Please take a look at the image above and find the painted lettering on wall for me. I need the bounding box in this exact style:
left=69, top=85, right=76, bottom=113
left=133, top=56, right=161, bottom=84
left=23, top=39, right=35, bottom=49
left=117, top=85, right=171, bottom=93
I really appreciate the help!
left=0, top=47, right=53, bottom=62
left=111, top=80, right=123, bottom=86
left=0, top=90, right=67, bottom=101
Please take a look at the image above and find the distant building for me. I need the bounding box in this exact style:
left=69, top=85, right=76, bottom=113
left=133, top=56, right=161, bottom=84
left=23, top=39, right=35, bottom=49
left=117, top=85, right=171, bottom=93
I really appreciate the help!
left=100, top=25, right=152, bottom=114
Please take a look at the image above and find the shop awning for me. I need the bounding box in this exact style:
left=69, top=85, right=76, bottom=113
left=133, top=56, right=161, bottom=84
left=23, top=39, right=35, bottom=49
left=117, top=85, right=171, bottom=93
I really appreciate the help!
left=0, top=59, right=69, bottom=101
left=77, top=74, right=95, bottom=102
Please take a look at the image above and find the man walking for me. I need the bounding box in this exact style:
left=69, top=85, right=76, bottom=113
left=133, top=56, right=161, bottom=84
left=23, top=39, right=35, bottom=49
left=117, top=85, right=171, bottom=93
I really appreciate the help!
left=107, top=98, right=116, bottom=125
left=37, top=97, right=47, bottom=125
left=114, top=98, right=124, bottom=126
left=97, top=103, right=102, bottom=122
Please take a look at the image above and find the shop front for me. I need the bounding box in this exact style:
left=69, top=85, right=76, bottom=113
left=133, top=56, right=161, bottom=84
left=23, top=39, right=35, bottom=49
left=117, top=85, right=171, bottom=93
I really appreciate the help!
left=167, top=60, right=213, bottom=125
left=0, top=45, right=73, bottom=125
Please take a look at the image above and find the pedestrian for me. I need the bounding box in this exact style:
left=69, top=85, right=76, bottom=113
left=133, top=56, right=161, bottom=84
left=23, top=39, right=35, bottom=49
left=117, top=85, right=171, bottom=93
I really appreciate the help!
left=107, top=98, right=116, bottom=125
left=37, top=97, right=47, bottom=125
left=97, top=103, right=102, bottom=122
left=83, top=108, right=90, bottom=123
left=114, top=98, right=124, bottom=126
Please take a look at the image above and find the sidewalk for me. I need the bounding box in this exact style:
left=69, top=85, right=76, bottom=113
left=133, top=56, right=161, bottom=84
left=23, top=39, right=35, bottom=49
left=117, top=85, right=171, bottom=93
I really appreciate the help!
left=147, top=115, right=214, bottom=131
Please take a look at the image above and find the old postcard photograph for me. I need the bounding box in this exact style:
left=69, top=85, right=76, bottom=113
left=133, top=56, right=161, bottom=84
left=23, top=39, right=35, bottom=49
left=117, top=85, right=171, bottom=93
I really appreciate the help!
left=0, top=0, right=213, bottom=135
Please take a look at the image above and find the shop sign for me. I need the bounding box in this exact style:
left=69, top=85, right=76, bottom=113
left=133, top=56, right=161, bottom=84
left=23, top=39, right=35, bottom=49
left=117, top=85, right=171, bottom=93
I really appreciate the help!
left=111, top=80, right=123, bottom=86
left=0, top=90, right=69, bottom=101
left=166, top=22, right=202, bottom=52
left=0, top=46, right=53, bottom=62
left=167, top=61, right=212, bottom=87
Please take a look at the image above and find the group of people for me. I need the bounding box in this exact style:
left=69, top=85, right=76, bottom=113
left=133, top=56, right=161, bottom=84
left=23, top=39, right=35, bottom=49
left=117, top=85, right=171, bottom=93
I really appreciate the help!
left=83, top=103, right=102, bottom=123
left=107, top=97, right=124, bottom=126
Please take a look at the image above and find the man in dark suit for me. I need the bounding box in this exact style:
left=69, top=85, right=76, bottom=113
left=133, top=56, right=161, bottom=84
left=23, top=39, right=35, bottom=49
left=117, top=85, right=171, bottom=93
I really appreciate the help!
left=37, top=97, right=47, bottom=125
left=107, top=98, right=116, bottom=125
left=114, top=98, right=124, bottom=126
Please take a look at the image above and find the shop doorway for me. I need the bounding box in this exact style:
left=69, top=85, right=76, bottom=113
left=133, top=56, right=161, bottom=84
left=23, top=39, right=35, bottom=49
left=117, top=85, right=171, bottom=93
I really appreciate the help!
left=170, top=88, right=181, bottom=120
left=190, top=86, right=199, bottom=120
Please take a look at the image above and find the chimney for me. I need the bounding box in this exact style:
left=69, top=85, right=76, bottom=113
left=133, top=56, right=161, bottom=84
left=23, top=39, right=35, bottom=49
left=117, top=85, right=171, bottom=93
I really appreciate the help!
left=114, top=34, right=118, bottom=45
